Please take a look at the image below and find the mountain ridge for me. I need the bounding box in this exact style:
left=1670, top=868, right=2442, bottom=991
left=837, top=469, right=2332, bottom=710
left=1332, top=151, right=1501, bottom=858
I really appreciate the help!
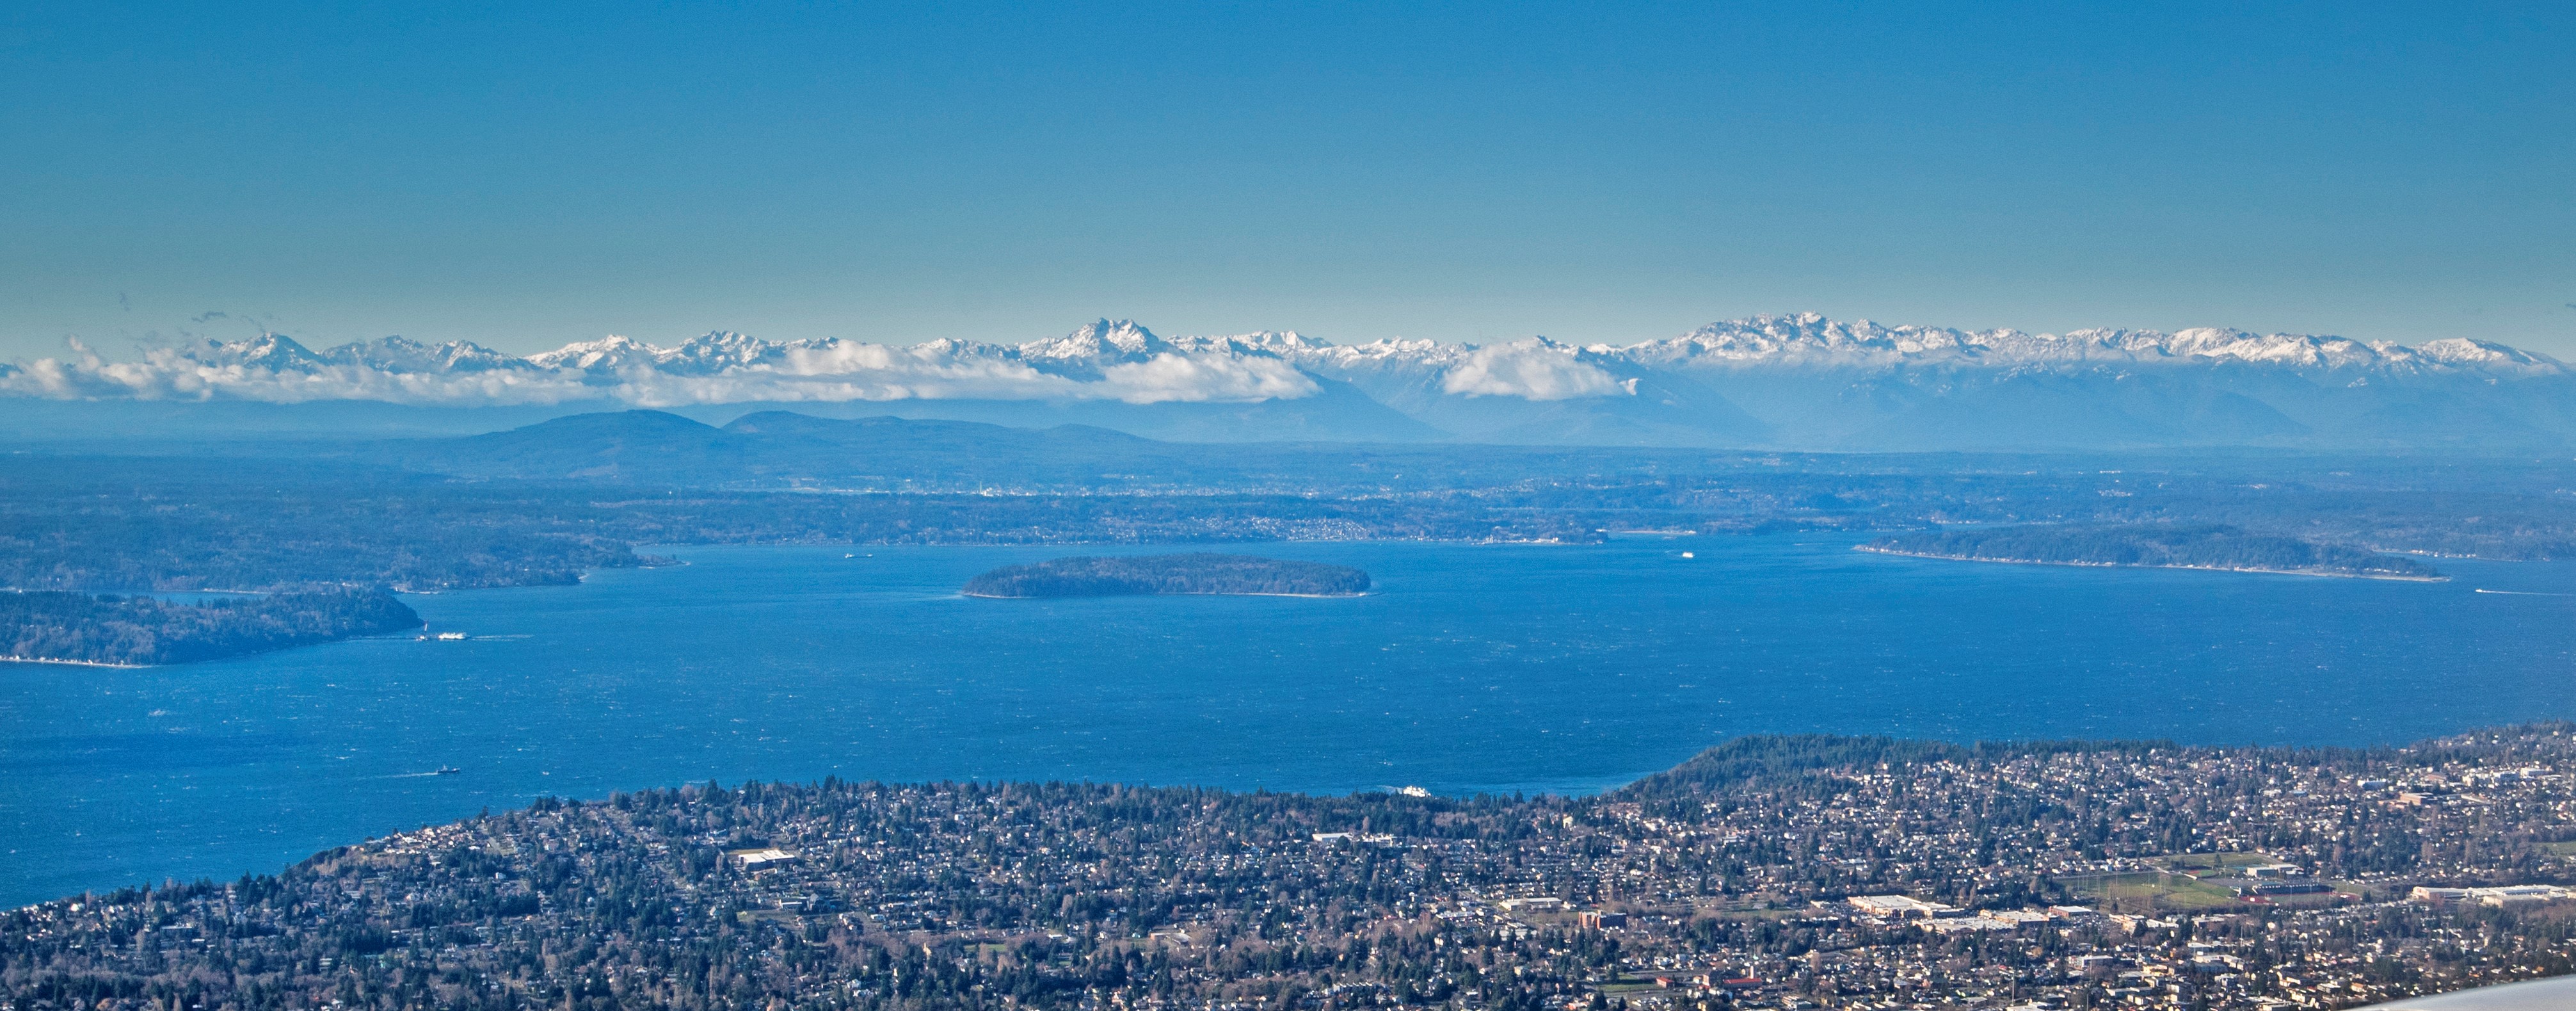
left=7, top=315, right=2572, bottom=451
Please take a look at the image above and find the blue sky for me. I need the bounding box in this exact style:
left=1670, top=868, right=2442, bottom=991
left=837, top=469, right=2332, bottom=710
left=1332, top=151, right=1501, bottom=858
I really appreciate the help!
left=2, top=2, right=2570, bottom=358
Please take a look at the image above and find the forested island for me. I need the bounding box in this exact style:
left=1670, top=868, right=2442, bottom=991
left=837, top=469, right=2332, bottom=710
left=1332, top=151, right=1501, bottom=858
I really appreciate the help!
left=0, top=588, right=421, bottom=666
left=964, top=553, right=1371, bottom=597
left=1860, top=522, right=2445, bottom=580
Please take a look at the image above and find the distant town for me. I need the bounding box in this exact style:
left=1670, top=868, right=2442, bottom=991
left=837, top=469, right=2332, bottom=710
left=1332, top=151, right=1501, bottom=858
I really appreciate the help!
left=9, top=727, right=2576, bottom=1010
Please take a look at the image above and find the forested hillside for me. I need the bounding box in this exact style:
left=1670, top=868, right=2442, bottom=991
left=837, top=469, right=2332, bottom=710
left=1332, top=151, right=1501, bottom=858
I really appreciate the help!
left=0, top=589, right=421, bottom=665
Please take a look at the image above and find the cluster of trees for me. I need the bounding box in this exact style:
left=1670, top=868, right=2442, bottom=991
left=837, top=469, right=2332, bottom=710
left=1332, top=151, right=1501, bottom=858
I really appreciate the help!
left=963, top=553, right=1372, bottom=597
left=1866, top=523, right=2444, bottom=578
left=0, top=588, right=420, bottom=665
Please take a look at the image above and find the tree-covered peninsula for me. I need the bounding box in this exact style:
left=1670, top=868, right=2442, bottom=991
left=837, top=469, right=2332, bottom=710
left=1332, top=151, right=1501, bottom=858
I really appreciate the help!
left=1861, top=522, right=2444, bottom=579
left=0, top=588, right=422, bottom=666
left=963, top=553, right=1370, bottom=598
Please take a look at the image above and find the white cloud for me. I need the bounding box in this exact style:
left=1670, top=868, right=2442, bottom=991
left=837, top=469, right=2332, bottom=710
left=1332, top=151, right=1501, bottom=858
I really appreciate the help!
left=1096, top=353, right=1318, bottom=404
left=0, top=331, right=1320, bottom=407
left=1437, top=339, right=1630, bottom=400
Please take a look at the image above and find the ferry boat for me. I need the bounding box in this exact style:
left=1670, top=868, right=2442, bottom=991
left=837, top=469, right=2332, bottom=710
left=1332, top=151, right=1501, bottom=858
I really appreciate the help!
left=435, top=631, right=467, bottom=641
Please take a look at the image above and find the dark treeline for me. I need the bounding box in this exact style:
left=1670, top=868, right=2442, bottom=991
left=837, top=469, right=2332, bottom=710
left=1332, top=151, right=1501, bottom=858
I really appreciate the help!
left=1865, top=522, right=2445, bottom=578
left=963, top=554, right=1372, bottom=597
left=0, top=588, right=420, bottom=665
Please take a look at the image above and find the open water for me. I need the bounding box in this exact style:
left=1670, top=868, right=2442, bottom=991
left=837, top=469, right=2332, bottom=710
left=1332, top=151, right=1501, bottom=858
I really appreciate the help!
left=5, top=535, right=2575, bottom=906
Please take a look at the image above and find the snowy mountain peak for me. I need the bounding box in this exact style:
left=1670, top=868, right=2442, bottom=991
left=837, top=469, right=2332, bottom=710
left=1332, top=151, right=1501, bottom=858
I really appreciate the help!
left=213, top=333, right=327, bottom=371
left=2415, top=337, right=2559, bottom=369
left=1619, top=314, right=2568, bottom=375
left=1174, top=330, right=1336, bottom=358
left=1022, top=319, right=1170, bottom=363
left=323, top=336, right=528, bottom=374
left=527, top=335, right=655, bottom=371
left=655, top=332, right=790, bottom=375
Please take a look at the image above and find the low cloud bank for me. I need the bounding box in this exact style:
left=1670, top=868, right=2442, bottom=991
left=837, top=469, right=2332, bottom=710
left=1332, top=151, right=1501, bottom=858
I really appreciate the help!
left=4, top=314, right=2554, bottom=410
left=0, top=323, right=1329, bottom=408
left=3, top=340, right=605, bottom=405
left=1438, top=339, right=1633, bottom=400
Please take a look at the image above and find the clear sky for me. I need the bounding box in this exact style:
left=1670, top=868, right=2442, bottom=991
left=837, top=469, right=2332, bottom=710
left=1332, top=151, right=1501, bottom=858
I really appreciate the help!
left=3, top=2, right=2571, bottom=359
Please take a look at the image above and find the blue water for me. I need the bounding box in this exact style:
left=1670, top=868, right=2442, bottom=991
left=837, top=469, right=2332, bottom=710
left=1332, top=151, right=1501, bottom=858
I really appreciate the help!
left=4, top=535, right=2574, bottom=907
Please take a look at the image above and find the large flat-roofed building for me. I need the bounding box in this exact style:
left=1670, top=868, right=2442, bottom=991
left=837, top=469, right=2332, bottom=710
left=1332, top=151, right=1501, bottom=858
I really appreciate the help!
left=728, top=847, right=798, bottom=870
left=1846, top=895, right=1958, bottom=919
left=2410, top=885, right=2572, bottom=907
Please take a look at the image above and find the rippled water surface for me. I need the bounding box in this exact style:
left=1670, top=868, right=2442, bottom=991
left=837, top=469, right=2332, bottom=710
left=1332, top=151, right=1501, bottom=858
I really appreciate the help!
left=6, top=536, right=2574, bottom=905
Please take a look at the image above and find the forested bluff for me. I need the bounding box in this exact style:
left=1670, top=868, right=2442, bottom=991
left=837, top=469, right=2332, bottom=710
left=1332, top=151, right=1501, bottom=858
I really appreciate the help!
left=13, top=727, right=2576, bottom=1011
left=0, top=589, right=420, bottom=666
left=963, top=555, right=1371, bottom=598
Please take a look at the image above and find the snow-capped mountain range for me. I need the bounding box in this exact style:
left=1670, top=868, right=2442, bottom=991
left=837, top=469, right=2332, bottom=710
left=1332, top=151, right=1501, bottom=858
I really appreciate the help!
left=4, top=314, right=2571, bottom=450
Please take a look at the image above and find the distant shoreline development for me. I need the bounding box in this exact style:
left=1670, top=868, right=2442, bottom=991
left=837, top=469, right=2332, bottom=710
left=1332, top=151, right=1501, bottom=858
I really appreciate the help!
left=1856, top=544, right=2454, bottom=582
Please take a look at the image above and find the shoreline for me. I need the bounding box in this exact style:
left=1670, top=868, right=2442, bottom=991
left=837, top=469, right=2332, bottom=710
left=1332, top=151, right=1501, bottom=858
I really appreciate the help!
left=0, top=654, right=150, bottom=669
left=1854, top=545, right=2451, bottom=582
